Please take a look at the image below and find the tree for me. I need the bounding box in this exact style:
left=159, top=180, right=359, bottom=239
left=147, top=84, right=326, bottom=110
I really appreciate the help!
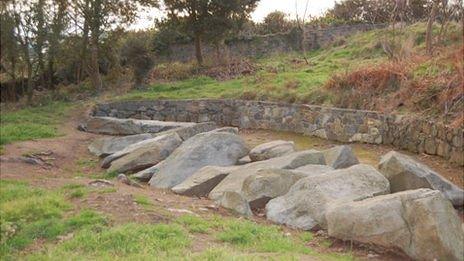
left=71, top=0, right=158, bottom=91
left=163, top=0, right=259, bottom=65
left=261, top=11, right=293, bottom=34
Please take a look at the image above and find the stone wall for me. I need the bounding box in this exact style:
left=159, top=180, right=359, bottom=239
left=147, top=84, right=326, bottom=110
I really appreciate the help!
left=92, top=99, right=463, bottom=166
left=161, top=24, right=385, bottom=62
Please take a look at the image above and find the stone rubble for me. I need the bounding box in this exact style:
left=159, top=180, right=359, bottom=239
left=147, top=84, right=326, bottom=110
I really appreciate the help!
left=83, top=116, right=464, bottom=261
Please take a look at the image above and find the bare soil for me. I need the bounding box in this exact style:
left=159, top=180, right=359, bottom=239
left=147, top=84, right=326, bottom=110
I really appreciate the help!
left=1, top=105, right=461, bottom=260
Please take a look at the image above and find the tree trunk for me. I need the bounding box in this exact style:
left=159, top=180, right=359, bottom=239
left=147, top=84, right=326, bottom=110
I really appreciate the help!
left=194, top=33, right=203, bottom=65
left=426, top=0, right=439, bottom=55
left=89, top=32, right=102, bottom=91
left=89, top=0, right=102, bottom=91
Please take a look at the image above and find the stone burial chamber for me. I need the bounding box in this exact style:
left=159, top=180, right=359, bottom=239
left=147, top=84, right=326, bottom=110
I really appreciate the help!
left=81, top=99, right=464, bottom=261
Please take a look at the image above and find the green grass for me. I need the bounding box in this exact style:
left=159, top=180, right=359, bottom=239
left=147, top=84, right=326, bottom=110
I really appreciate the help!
left=215, top=219, right=311, bottom=254
left=175, top=214, right=211, bottom=234
left=0, top=102, right=72, bottom=146
left=0, top=180, right=107, bottom=259
left=26, top=223, right=191, bottom=260
left=133, top=195, right=152, bottom=207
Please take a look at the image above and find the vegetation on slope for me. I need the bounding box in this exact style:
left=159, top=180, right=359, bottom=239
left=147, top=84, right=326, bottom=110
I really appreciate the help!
left=118, top=22, right=463, bottom=125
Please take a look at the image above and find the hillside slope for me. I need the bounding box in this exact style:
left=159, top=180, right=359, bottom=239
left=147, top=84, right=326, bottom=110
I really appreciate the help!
left=119, top=22, right=463, bottom=125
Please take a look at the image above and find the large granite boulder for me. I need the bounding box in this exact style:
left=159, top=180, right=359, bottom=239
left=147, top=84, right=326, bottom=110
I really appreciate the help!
left=88, top=133, right=153, bottom=157
left=107, top=133, right=182, bottom=174
left=249, top=140, right=295, bottom=162
left=326, top=189, right=464, bottom=261
left=322, top=145, right=359, bottom=169
left=84, top=116, right=196, bottom=135
left=100, top=123, right=217, bottom=168
left=242, top=169, right=308, bottom=209
left=209, top=150, right=326, bottom=202
left=378, top=151, right=464, bottom=207
left=101, top=134, right=175, bottom=169
left=172, top=166, right=239, bottom=197
left=294, top=164, right=334, bottom=176
left=265, top=164, right=390, bottom=230
left=147, top=131, right=248, bottom=189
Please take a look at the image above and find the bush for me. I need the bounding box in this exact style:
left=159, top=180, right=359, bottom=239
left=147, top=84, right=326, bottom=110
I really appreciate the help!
left=120, top=34, right=155, bottom=89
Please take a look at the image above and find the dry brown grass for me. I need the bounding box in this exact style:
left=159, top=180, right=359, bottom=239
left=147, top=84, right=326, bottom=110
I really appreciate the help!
left=325, top=45, right=463, bottom=125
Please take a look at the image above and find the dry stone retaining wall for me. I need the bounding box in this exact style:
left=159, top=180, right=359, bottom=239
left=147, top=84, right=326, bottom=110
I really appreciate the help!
left=162, top=24, right=385, bottom=62
left=92, top=99, right=463, bottom=166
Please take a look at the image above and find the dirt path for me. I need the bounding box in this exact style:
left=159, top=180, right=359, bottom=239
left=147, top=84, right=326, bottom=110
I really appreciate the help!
left=2, top=105, right=453, bottom=260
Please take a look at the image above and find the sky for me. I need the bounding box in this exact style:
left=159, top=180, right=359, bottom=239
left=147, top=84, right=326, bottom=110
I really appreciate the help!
left=129, top=0, right=337, bottom=30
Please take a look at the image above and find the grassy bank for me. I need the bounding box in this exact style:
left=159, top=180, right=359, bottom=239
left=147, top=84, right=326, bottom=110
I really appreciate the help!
left=0, top=102, right=72, bottom=149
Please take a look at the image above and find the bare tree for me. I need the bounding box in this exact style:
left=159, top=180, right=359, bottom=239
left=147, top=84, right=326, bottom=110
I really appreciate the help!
left=426, top=0, right=440, bottom=55
left=295, top=0, right=310, bottom=64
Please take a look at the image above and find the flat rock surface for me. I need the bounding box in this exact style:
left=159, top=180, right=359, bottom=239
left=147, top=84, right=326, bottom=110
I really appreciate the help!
left=84, top=116, right=196, bottom=135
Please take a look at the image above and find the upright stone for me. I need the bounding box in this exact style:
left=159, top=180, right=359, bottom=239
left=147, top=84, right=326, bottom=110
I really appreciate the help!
left=326, top=189, right=464, bottom=261
left=378, top=151, right=464, bottom=207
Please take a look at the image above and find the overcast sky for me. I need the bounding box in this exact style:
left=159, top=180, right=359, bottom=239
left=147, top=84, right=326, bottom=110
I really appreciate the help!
left=130, top=0, right=337, bottom=30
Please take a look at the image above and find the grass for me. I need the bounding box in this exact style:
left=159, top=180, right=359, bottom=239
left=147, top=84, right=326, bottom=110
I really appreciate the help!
left=116, top=24, right=387, bottom=104
left=133, top=195, right=152, bottom=207
left=0, top=180, right=107, bottom=260
left=26, top=223, right=191, bottom=260
left=216, top=219, right=312, bottom=254
left=0, top=102, right=72, bottom=147
left=0, top=180, right=354, bottom=260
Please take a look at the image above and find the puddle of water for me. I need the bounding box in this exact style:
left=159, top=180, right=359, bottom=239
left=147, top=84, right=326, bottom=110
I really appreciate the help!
left=239, top=129, right=464, bottom=188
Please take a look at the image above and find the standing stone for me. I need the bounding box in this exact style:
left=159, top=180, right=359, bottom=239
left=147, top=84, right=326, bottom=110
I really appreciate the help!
left=172, top=166, right=239, bottom=197
left=147, top=132, right=248, bottom=189
left=326, top=189, right=464, bottom=261
left=107, top=133, right=182, bottom=174
left=265, top=164, right=390, bottom=230
left=249, top=140, right=296, bottom=162
left=88, top=133, right=153, bottom=157
left=378, top=151, right=464, bottom=207
left=322, top=145, right=359, bottom=169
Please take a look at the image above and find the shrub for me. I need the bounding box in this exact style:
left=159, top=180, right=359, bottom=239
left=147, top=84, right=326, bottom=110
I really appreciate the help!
left=120, top=34, right=155, bottom=89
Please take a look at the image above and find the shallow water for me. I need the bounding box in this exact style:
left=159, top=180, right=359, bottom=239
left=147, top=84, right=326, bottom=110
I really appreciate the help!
left=239, top=129, right=464, bottom=188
